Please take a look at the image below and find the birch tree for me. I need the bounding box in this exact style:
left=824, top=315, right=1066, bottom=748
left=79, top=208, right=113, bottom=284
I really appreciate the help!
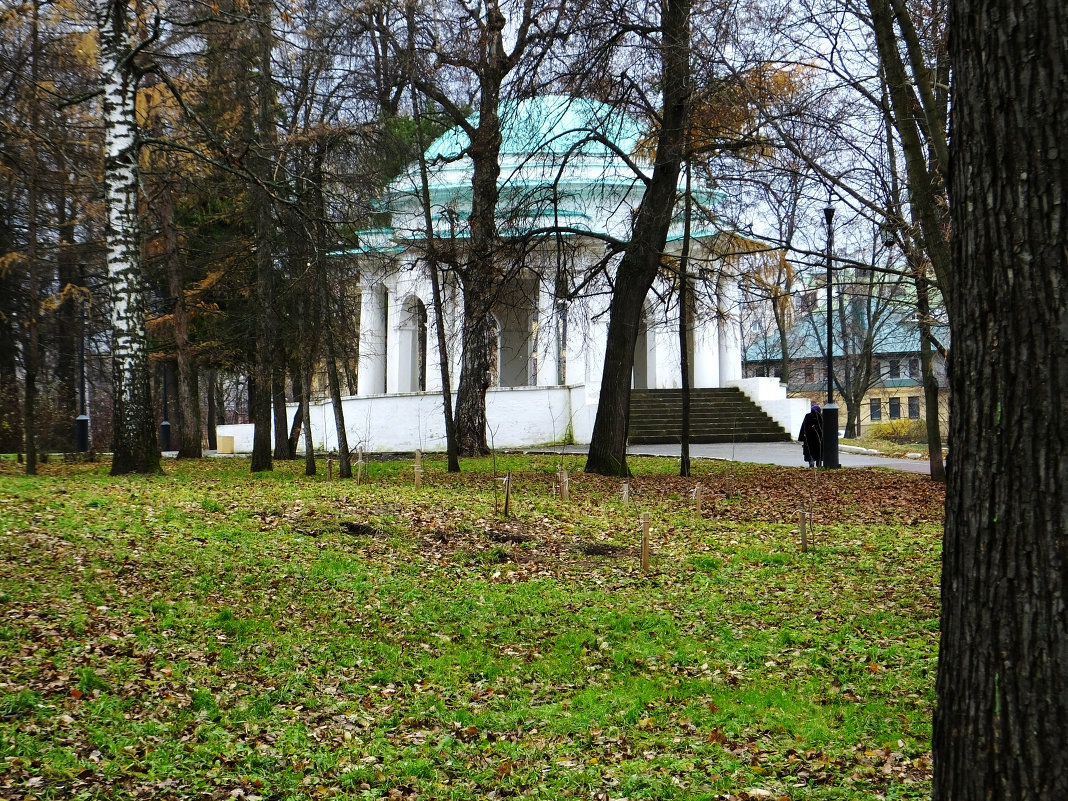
left=95, top=0, right=161, bottom=475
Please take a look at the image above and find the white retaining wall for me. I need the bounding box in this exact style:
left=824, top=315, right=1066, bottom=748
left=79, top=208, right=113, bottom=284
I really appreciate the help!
left=217, top=381, right=798, bottom=455
left=727, top=377, right=810, bottom=439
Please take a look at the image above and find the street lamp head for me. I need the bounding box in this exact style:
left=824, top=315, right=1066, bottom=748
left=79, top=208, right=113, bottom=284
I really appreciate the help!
left=824, top=204, right=835, bottom=226
left=881, top=222, right=895, bottom=246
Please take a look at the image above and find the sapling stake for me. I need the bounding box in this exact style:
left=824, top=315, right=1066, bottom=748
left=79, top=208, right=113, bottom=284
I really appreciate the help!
left=622, top=479, right=630, bottom=505
left=799, top=507, right=808, bottom=553
left=640, top=512, right=651, bottom=573
left=328, top=458, right=334, bottom=481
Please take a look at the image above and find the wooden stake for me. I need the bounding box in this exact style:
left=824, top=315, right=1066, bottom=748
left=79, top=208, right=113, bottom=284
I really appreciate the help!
left=414, top=465, right=422, bottom=491
left=799, top=508, right=808, bottom=553
left=694, top=484, right=703, bottom=513
left=557, top=466, right=569, bottom=502
left=503, top=472, right=512, bottom=517
left=640, top=512, right=651, bottom=574
left=328, top=458, right=334, bottom=481
left=622, top=479, right=630, bottom=505
left=356, top=446, right=365, bottom=486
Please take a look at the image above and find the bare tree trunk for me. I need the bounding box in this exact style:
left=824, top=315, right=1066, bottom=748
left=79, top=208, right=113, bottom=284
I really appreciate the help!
left=249, top=0, right=277, bottom=473
left=453, top=92, right=504, bottom=457
left=206, top=369, right=218, bottom=450
left=455, top=273, right=494, bottom=456
left=300, top=353, right=316, bottom=476
left=935, top=0, right=1068, bottom=795
left=407, top=47, right=460, bottom=471
left=586, top=0, right=690, bottom=477
left=160, top=183, right=202, bottom=458
left=867, top=0, right=953, bottom=318
left=678, top=156, right=693, bottom=477
left=271, top=365, right=291, bottom=459
left=287, top=358, right=304, bottom=455
left=55, top=174, right=80, bottom=451
left=22, top=0, right=41, bottom=474
left=320, top=268, right=351, bottom=478
left=96, top=0, right=160, bottom=475
left=914, top=265, right=945, bottom=481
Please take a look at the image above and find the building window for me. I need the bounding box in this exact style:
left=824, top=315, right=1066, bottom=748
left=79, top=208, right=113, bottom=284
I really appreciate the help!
left=908, top=358, right=920, bottom=379
left=889, top=397, right=901, bottom=419
left=908, top=396, right=920, bottom=418
left=870, top=398, right=882, bottom=421
left=804, top=364, right=815, bottom=383
left=888, top=359, right=901, bottom=379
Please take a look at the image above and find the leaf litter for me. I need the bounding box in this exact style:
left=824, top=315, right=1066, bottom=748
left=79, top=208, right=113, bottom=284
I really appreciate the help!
left=0, top=455, right=942, bottom=800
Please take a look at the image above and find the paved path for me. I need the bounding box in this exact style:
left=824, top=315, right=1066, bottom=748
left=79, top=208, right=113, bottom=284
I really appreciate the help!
left=534, top=441, right=932, bottom=474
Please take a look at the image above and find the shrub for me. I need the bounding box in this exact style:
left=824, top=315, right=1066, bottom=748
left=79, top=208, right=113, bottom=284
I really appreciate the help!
left=867, top=418, right=928, bottom=444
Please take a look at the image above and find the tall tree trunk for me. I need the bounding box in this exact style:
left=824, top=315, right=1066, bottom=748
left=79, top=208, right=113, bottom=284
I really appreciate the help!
left=271, top=365, right=291, bottom=459
left=287, top=358, right=304, bottom=455
left=586, top=0, right=690, bottom=477
left=678, top=156, right=692, bottom=477
left=453, top=89, right=504, bottom=457
left=914, top=263, right=945, bottom=482
left=867, top=0, right=953, bottom=319
left=455, top=272, right=494, bottom=455
left=22, top=0, right=41, bottom=474
left=206, top=369, right=218, bottom=450
left=96, top=0, right=161, bottom=475
left=249, top=0, right=277, bottom=473
left=55, top=174, right=80, bottom=450
left=300, top=352, right=316, bottom=476
left=319, top=260, right=351, bottom=477
left=407, top=48, right=460, bottom=471
left=160, top=183, right=202, bottom=458
left=935, top=0, right=1068, bottom=797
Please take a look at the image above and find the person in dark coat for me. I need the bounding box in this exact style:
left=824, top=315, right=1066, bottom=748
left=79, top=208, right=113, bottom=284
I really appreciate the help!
left=799, top=403, right=824, bottom=467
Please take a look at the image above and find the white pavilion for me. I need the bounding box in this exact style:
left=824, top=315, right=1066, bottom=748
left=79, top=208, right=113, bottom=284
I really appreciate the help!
left=218, top=96, right=803, bottom=454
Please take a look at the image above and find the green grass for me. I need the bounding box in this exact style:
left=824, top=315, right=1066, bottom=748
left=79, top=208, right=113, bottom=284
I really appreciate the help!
left=0, top=454, right=943, bottom=800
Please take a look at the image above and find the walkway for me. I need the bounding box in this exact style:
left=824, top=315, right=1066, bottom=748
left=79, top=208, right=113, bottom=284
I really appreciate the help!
left=538, top=442, right=933, bottom=475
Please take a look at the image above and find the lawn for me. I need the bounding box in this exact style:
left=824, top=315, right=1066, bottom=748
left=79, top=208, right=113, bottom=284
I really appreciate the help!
left=0, top=453, right=943, bottom=800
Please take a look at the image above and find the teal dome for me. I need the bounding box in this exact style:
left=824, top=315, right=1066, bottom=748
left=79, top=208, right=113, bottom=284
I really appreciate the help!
left=424, top=95, right=643, bottom=162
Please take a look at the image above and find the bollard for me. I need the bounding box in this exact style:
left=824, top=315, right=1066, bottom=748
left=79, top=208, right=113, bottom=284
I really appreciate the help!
left=557, top=466, right=569, bottom=502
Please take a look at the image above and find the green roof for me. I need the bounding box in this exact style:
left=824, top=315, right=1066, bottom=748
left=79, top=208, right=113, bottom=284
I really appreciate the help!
left=424, top=95, right=643, bottom=162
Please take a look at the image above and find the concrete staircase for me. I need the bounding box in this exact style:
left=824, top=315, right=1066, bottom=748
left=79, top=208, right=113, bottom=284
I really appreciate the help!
left=627, top=387, right=792, bottom=444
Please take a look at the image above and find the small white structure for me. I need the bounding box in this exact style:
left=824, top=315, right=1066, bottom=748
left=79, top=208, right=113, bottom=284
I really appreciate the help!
left=220, top=96, right=803, bottom=454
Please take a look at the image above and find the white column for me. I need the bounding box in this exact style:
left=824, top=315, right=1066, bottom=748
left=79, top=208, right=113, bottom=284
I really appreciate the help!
left=717, top=272, right=743, bottom=384
left=358, top=284, right=387, bottom=396
left=693, top=317, right=720, bottom=387
left=536, top=273, right=559, bottom=386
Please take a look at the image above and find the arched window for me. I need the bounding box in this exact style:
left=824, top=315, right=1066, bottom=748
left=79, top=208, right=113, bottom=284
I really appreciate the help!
left=399, top=296, right=427, bottom=392
left=632, top=304, right=656, bottom=389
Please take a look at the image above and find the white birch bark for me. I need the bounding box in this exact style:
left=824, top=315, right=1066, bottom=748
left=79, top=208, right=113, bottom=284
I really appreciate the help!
left=96, top=0, right=160, bottom=474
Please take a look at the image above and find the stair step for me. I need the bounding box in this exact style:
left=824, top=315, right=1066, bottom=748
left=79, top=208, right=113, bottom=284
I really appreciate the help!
left=627, top=388, right=790, bottom=444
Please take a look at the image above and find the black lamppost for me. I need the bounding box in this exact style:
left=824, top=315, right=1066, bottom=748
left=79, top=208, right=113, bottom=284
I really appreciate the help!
left=159, top=366, right=171, bottom=451
left=75, top=297, right=89, bottom=452
left=823, top=201, right=840, bottom=468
